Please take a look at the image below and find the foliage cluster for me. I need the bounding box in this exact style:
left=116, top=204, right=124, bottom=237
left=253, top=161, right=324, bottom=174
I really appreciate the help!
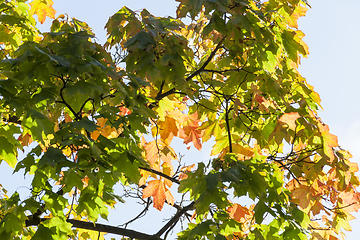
left=0, top=0, right=359, bottom=239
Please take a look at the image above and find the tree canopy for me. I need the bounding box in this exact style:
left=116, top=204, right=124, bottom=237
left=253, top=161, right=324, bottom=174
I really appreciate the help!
left=0, top=0, right=359, bottom=239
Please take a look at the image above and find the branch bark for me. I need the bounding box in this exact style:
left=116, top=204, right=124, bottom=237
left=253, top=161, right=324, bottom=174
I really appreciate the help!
left=155, top=201, right=195, bottom=237
left=26, top=217, right=163, bottom=240
left=139, top=166, right=180, bottom=184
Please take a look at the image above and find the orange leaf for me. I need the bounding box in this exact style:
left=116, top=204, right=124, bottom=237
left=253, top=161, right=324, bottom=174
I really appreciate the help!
left=30, top=0, right=56, bottom=24
left=227, top=203, right=250, bottom=222
left=338, top=191, right=360, bottom=213
left=158, top=117, right=178, bottom=145
left=119, top=106, right=131, bottom=116
left=18, top=133, right=33, bottom=147
left=179, top=112, right=203, bottom=150
left=96, top=117, right=107, bottom=128
left=178, top=164, right=195, bottom=180
left=64, top=113, right=72, bottom=123
left=278, top=112, right=300, bottom=131
left=142, top=180, right=166, bottom=211
left=165, top=189, right=174, bottom=206
left=144, top=141, right=160, bottom=166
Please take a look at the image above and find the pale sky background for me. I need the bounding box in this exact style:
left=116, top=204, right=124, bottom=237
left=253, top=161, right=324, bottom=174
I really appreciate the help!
left=1, top=0, right=360, bottom=239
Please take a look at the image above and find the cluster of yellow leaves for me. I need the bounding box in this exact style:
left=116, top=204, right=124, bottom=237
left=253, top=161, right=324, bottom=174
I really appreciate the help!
left=287, top=157, right=360, bottom=239
left=90, top=117, right=121, bottom=140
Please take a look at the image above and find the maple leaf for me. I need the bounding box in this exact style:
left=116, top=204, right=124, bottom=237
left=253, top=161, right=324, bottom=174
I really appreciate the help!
left=278, top=112, right=300, bottom=131
left=178, top=164, right=195, bottom=180
left=119, top=106, right=131, bottom=116
left=179, top=112, right=203, bottom=150
left=318, top=124, right=338, bottom=161
left=18, top=133, right=33, bottom=147
left=311, top=200, right=324, bottom=216
left=233, top=144, right=254, bottom=159
left=142, top=180, right=166, bottom=211
left=30, top=0, right=56, bottom=24
left=144, top=140, right=160, bottom=166
left=158, top=116, right=178, bottom=145
left=227, top=203, right=249, bottom=222
left=64, top=113, right=72, bottom=123
left=165, top=189, right=174, bottom=206
left=291, top=185, right=311, bottom=210
left=338, top=191, right=360, bottom=213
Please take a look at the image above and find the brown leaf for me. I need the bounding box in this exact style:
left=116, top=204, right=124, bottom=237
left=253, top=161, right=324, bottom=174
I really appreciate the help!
left=291, top=185, right=311, bottom=210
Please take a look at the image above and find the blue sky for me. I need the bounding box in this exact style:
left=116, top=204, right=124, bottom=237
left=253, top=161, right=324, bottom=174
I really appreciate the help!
left=1, top=0, right=360, bottom=239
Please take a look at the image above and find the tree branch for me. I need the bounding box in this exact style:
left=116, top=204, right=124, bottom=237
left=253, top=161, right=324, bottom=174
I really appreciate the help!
left=139, top=167, right=180, bottom=184
left=185, top=37, right=226, bottom=82
left=225, top=99, right=233, bottom=153
left=155, top=201, right=195, bottom=237
left=2, top=115, right=22, bottom=124
left=154, top=37, right=226, bottom=102
left=203, top=67, right=255, bottom=75
left=26, top=217, right=163, bottom=240
left=58, top=75, right=78, bottom=120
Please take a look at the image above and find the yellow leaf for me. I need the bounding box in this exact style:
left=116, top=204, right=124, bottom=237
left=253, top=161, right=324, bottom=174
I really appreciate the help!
left=30, top=0, right=56, bottom=24
left=319, top=124, right=338, bottom=161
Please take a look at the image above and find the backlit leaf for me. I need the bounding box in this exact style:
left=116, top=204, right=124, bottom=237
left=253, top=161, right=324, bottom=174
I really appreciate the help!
left=30, top=0, right=56, bottom=24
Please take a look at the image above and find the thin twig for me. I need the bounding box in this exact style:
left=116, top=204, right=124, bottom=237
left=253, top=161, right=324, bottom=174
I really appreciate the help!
left=155, top=201, right=195, bottom=237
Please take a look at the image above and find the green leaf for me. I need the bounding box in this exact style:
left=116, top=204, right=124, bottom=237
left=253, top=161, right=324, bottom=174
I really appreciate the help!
left=32, top=224, right=54, bottom=240
left=38, top=147, right=74, bottom=170
left=0, top=213, right=23, bottom=236
left=205, top=172, right=220, bottom=192
left=0, top=136, right=17, bottom=168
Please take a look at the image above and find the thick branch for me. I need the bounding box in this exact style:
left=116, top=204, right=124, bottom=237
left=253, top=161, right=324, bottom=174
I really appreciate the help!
left=155, top=201, right=195, bottom=237
left=139, top=166, right=180, bottom=184
left=2, top=116, right=22, bottom=124
left=26, top=217, right=162, bottom=240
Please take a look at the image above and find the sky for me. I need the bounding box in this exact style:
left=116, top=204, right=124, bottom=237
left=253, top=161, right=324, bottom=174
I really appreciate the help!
left=1, top=0, right=360, bottom=239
